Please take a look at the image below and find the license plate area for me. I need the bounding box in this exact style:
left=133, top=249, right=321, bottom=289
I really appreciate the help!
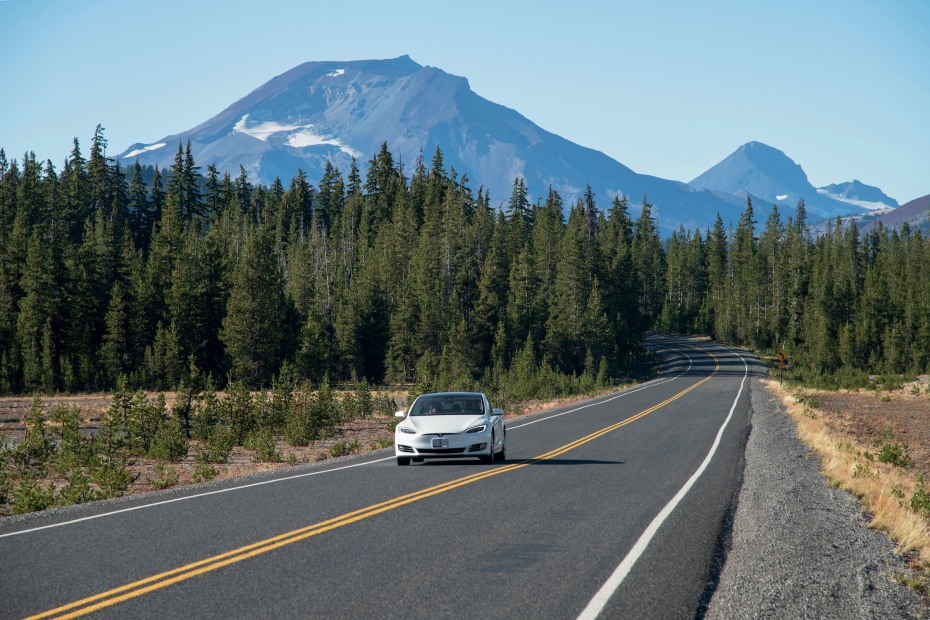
left=431, top=437, right=449, bottom=449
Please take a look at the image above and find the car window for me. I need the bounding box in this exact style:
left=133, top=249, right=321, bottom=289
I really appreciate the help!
left=410, top=395, right=484, bottom=416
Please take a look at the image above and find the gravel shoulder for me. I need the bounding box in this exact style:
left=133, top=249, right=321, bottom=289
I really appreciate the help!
left=706, top=376, right=928, bottom=619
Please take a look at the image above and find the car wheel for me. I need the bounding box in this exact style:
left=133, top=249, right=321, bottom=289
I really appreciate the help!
left=397, top=457, right=411, bottom=466
left=479, top=435, right=494, bottom=464
left=495, top=434, right=506, bottom=462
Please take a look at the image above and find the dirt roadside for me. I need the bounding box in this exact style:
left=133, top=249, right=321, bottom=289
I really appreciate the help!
left=0, top=387, right=624, bottom=507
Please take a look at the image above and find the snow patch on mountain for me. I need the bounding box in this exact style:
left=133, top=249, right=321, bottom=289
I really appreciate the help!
left=233, top=114, right=360, bottom=157
left=123, top=143, right=166, bottom=158
left=816, top=189, right=892, bottom=212
left=233, top=114, right=310, bottom=141
left=776, top=194, right=788, bottom=200
left=286, top=128, right=361, bottom=156
left=326, top=68, right=346, bottom=77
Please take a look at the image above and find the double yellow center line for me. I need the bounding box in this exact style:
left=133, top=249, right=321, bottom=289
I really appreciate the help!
left=28, top=350, right=719, bottom=619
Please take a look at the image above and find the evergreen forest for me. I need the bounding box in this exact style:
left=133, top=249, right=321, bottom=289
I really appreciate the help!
left=1, top=126, right=929, bottom=399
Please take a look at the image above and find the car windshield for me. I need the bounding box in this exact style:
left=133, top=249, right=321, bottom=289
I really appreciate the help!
left=409, top=394, right=484, bottom=416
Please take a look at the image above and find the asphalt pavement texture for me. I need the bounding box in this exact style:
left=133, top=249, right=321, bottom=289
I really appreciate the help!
left=1, top=337, right=754, bottom=619
left=5, top=339, right=923, bottom=619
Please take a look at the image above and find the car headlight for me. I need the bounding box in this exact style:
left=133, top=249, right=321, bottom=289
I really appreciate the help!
left=465, top=424, right=487, bottom=434
left=398, top=426, right=417, bottom=434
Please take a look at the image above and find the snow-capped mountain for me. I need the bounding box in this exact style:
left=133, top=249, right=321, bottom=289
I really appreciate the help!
left=817, top=180, right=898, bottom=211
left=689, top=142, right=876, bottom=221
left=116, top=56, right=764, bottom=234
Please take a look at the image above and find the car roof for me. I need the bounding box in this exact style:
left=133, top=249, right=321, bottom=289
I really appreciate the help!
left=416, top=392, right=484, bottom=398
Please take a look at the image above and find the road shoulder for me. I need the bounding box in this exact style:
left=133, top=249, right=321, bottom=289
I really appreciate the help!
left=706, top=377, right=927, bottom=618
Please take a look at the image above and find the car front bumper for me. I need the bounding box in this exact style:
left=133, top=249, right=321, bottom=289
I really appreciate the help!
left=395, top=431, right=493, bottom=458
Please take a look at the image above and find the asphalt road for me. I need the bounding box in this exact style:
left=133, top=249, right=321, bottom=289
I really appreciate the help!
left=0, top=336, right=762, bottom=619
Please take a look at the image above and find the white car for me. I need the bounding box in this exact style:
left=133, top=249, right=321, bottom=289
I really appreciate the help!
left=394, top=392, right=506, bottom=466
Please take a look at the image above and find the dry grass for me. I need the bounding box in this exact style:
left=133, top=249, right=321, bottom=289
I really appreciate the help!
left=767, top=379, right=930, bottom=574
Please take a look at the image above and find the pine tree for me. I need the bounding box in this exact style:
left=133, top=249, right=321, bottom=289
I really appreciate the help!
left=221, top=223, right=290, bottom=387
left=127, top=161, right=152, bottom=251
left=544, top=205, right=588, bottom=373
left=182, top=139, right=202, bottom=219
left=16, top=232, right=56, bottom=391
left=631, top=198, right=666, bottom=329
left=150, top=164, right=165, bottom=230
left=101, top=281, right=130, bottom=385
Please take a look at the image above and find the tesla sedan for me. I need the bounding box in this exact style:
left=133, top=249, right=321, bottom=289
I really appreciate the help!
left=394, top=392, right=506, bottom=465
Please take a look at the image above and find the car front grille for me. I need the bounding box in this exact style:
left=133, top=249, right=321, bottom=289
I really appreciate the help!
left=418, top=448, right=466, bottom=454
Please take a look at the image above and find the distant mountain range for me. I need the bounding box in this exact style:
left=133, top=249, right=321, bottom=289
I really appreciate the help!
left=688, top=142, right=892, bottom=221
left=116, top=55, right=904, bottom=234
left=817, top=180, right=898, bottom=211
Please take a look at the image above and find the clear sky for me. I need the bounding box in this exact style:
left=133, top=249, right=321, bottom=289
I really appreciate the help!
left=1, top=0, right=928, bottom=202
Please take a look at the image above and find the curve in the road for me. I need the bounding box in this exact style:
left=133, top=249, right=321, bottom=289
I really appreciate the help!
left=578, top=344, right=747, bottom=619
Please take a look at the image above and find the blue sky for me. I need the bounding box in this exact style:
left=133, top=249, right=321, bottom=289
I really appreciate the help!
left=1, top=0, right=928, bottom=202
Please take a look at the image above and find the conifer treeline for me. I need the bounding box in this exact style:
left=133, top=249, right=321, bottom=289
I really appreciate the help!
left=2, top=127, right=927, bottom=396
left=662, top=200, right=930, bottom=382
left=0, top=128, right=656, bottom=395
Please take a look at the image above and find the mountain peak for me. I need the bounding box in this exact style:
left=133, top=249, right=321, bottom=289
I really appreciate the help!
left=690, top=142, right=875, bottom=220
left=691, top=141, right=810, bottom=200
left=114, top=58, right=789, bottom=234
left=817, top=179, right=898, bottom=210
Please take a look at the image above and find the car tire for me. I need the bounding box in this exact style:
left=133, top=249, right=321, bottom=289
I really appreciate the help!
left=495, top=435, right=506, bottom=462
left=397, top=457, right=411, bottom=466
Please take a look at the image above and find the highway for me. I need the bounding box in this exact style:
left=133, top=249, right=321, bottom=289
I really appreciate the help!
left=0, top=336, right=761, bottom=619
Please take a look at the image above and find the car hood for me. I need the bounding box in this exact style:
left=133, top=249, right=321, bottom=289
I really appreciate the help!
left=406, top=415, right=487, bottom=434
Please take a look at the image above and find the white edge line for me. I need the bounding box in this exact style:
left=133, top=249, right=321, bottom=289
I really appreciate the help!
left=576, top=345, right=748, bottom=620
left=0, top=456, right=395, bottom=539
left=0, top=345, right=693, bottom=540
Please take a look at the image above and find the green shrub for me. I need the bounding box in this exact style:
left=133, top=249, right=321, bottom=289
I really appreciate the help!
left=50, top=404, right=89, bottom=476
left=875, top=430, right=912, bottom=468
left=92, top=457, right=136, bottom=498
left=11, top=397, right=54, bottom=476
left=12, top=476, right=56, bottom=514
left=353, top=380, right=374, bottom=419
left=125, top=392, right=167, bottom=456
left=369, top=436, right=393, bottom=449
left=330, top=438, right=361, bottom=458
left=246, top=427, right=281, bottom=463
left=374, top=393, right=397, bottom=417
left=191, top=377, right=221, bottom=442
left=196, top=424, right=234, bottom=464
left=147, top=463, right=180, bottom=490
left=220, top=379, right=255, bottom=446
left=57, top=468, right=98, bottom=506
left=911, top=475, right=930, bottom=517
left=192, top=463, right=217, bottom=483
left=283, top=412, right=313, bottom=446
left=313, top=380, right=339, bottom=434
left=148, top=417, right=189, bottom=463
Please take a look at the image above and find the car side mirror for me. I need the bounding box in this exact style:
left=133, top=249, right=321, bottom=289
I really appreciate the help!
left=394, top=410, right=406, bottom=418
left=492, top=408, right=504, bottom=416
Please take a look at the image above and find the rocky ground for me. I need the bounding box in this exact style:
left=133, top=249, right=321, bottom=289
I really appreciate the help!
left=706, top=377, right=928, bottom=618
left=816, top=380, right=930, bottom=481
